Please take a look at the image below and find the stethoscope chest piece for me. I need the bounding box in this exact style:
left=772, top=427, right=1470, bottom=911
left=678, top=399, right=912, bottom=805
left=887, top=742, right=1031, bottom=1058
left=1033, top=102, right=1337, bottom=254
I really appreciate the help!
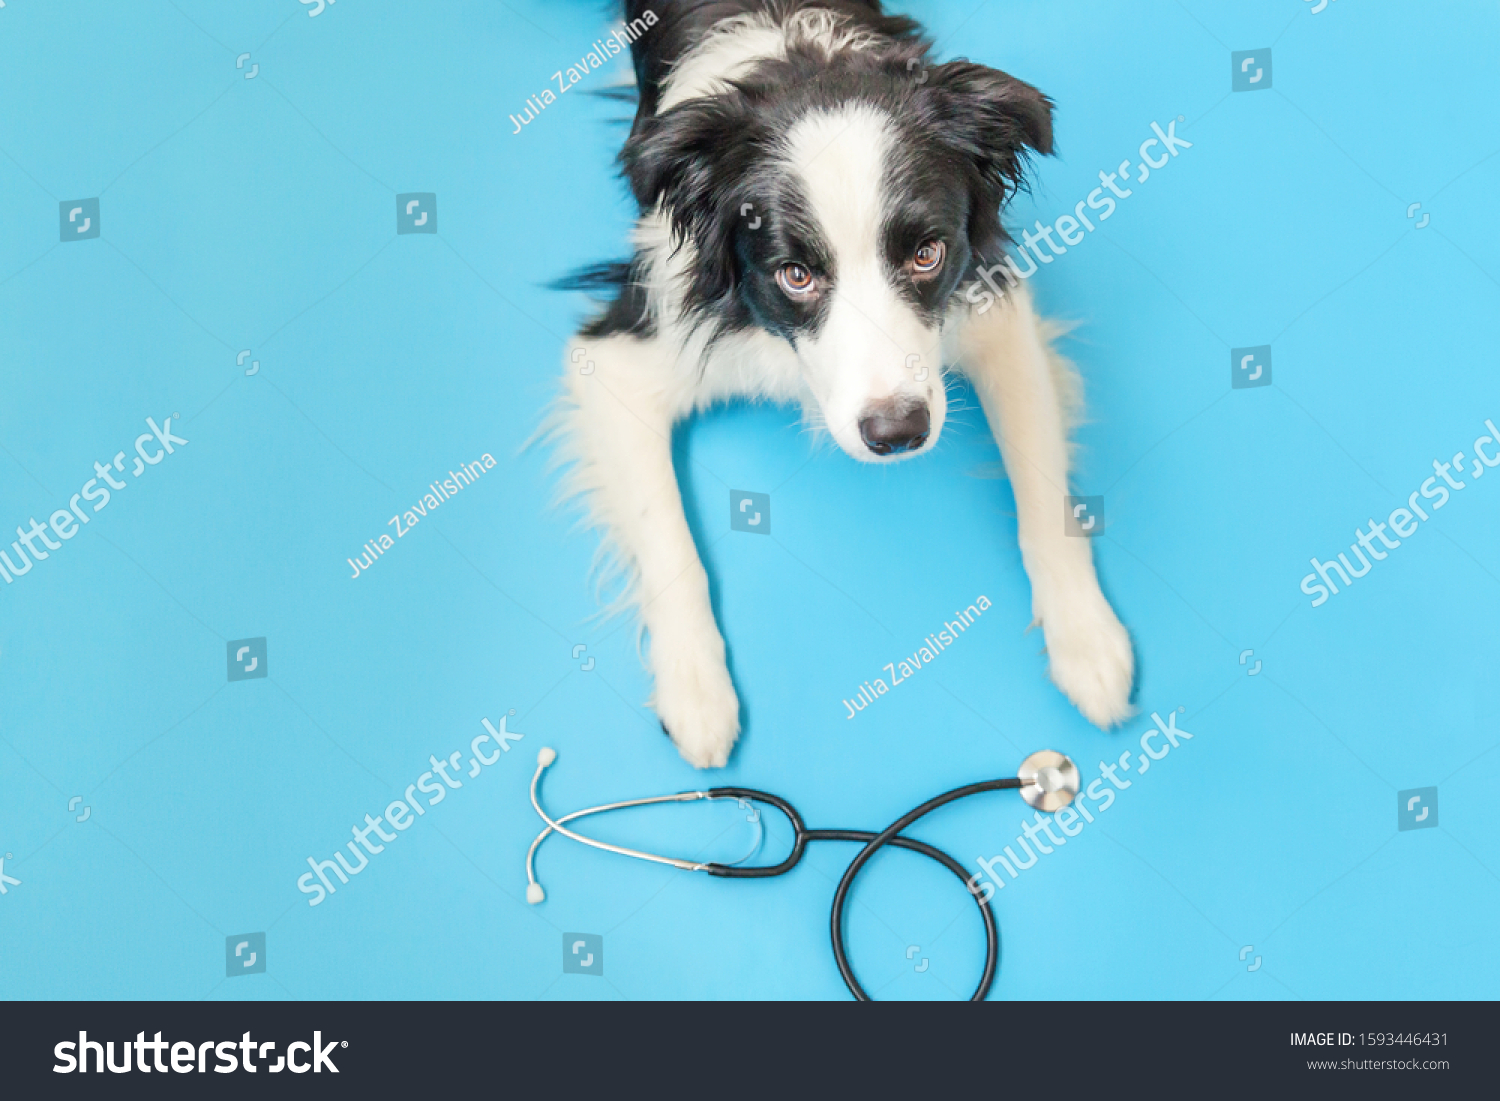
left=1017, top=749, right=1080, bottom=811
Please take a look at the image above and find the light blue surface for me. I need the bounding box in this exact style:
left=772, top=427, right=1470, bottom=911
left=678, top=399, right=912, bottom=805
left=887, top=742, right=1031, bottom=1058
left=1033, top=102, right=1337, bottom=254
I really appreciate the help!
left=2, top=0, right=1497, bottom=1001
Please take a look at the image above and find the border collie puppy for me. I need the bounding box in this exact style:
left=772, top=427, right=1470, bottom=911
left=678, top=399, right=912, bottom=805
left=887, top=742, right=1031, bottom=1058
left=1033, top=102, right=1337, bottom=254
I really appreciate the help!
left=555, top=0, right=1134, bottom=767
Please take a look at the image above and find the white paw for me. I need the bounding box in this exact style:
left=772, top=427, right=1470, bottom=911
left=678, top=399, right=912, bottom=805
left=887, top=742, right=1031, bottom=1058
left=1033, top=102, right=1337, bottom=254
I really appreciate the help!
left=649, top=632, right=741, bottom=769
left=1040, top=591, right=1135, bottom=729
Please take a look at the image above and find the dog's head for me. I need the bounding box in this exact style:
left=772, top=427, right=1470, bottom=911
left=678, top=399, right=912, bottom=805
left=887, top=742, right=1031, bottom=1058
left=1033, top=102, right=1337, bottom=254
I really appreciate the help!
left=626, top=52, right=1052, bottom=462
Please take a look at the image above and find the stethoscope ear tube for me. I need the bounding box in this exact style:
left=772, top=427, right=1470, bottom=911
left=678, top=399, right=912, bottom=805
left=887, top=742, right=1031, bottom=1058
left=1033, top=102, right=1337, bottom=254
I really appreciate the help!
left=700, top=787, right=808, bottom=878
left=826, top=778, right=1021, bottom=1001
left=710, top=780, right=1023, bottom=1000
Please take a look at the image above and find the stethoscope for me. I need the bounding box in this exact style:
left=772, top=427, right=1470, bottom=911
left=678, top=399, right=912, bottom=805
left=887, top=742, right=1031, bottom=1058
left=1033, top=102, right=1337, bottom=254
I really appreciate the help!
left=525, top=745, right=1081, bottom=1000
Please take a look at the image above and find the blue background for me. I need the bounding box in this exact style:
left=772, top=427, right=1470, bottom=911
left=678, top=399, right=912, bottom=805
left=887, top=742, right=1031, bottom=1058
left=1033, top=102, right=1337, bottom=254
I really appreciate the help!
left=1, top=0, right=1497, bottom=1001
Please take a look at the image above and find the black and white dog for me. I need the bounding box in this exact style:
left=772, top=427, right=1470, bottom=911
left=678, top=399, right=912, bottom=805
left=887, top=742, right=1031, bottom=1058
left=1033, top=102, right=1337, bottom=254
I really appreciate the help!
left=556, top=0, right=1134, bottom=767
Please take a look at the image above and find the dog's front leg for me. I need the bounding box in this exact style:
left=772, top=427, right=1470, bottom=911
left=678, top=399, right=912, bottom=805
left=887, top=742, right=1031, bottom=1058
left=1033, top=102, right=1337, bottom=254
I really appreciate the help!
left=562, top=334, right=740, bottom=768
left=951, top=285, right=1134, bottom=727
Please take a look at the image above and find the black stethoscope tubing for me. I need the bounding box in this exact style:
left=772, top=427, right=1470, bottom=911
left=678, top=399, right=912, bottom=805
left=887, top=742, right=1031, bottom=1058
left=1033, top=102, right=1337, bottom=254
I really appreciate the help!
left=702, top=779, right=1024, bottom=1001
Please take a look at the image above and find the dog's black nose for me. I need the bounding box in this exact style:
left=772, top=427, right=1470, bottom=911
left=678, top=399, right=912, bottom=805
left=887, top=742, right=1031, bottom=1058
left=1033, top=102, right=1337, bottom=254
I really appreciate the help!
left=859, top=402, right=930, bottom=455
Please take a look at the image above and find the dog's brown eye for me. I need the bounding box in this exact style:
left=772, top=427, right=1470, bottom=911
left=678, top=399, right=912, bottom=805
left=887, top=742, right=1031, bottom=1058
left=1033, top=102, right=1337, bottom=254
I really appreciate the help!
left=912, top=240, right=945, bottom=275
left=776, top=263, right=816, bottom=297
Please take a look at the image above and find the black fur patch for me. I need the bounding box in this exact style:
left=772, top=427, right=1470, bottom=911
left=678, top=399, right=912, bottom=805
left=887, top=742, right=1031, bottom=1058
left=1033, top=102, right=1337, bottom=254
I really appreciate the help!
left=553, top=259, right=655, bottom=339
left=623, top=1, right=920, bottom=125
left=563, top=2, right=1053, bottom=344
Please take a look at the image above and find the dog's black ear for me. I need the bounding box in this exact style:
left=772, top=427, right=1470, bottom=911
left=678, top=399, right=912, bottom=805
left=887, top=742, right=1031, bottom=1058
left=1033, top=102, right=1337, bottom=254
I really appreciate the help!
left=622, top=97, right=757, bottom=310
left=919, top=60, right=1054, bottom=247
